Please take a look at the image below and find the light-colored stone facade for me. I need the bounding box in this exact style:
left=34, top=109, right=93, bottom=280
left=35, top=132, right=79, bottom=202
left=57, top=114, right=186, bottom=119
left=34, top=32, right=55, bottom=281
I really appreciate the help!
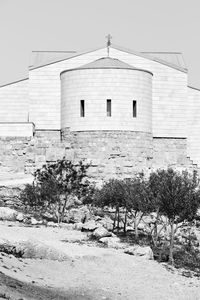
left=0, top=45, right=199, bottom=183
left=61, top=68, right=152, bottom=132
left=187, top=86, right=200, bottom=166
left=0, top=79, right=28, bottom=123
left=0, top=131, right=196, bottom=184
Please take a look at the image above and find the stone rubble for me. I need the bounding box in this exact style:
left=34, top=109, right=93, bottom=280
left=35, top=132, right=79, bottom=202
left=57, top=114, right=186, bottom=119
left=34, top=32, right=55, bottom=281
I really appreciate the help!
left=0, top=207, right=18, bottom=221
left=92, top=226, right=112, bottom=239
left=82, top=220, right=100, bottom=231
left=124, top=246, right=154, bottom=260
left=99, top=236, right=125, bottom=249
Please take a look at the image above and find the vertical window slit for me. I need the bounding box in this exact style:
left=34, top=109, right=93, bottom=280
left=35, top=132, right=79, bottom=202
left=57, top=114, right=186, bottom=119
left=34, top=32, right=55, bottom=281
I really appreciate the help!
left=133, top=100, right=137, bottom=117
left=107, top=99, right=111, bottom=117
left=80, top=100, right=85, bottom=117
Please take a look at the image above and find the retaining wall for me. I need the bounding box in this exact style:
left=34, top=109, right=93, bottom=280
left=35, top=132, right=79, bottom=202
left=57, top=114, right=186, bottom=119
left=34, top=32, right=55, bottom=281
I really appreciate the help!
left=0, top=130, right=197, bottom=184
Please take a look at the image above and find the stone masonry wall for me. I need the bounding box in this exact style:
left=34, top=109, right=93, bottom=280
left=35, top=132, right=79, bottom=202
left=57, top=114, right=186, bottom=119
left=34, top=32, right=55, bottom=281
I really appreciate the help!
left=152, top=138, right=197, bottom=172
left=0, top=131, right=197, bottom=183
left=67, top=131, right=153, bottom=181
left=0, top=132, right=65, bottom=181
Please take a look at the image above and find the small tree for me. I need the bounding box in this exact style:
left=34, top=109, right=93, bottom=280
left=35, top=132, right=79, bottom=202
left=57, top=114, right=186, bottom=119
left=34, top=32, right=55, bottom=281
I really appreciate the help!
left=21, top=182, right=44, bottom=212
left=147, top=171, right=168, bottom=247
left=93, top=176, right=151, bottom=237
left=21, top=158, right=92, bottom=223
left=124, top=174, right=152, bottom=240
left=94, top=179, right=127, bottom=232
left=149, top=168, right=200, bottom=264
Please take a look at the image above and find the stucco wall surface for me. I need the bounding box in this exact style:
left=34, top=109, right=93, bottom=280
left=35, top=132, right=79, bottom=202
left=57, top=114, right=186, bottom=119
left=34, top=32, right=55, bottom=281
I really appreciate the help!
left=109, top=48, right=188, bottom=138
left=0, top=79, right=29, bottom=123
left=0, top=123, right=34, bottom=137
left=28, top=47, right=187, bottom=137
left=29, top=48, right=108, bottom=130
left=61, top=69, right=152, bottom=132
left=187, top=87, right=200, bottom=166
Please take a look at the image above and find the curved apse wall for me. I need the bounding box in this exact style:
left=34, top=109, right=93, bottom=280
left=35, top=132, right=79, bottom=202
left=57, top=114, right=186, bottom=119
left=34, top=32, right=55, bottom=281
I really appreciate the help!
left=60, top=67, right=153, bottom=133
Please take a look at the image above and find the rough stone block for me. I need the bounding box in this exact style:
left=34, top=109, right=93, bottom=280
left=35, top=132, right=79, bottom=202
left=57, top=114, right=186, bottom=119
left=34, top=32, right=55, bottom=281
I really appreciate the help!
left=46, top=148, right=65, bottom=162
left=35, top=155, right=46, bottom=163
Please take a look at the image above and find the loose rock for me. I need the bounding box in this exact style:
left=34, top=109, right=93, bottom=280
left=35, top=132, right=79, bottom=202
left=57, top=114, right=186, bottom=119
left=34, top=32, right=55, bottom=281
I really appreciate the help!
left=0, top=207, right=18, bottom=221
left=124, top=246, right=154, bottom=260
left=47, top=221, right=59, bottom=227
left=16, top=240, right=71, bottom=261
left=82, top=220, right=99, bottom=231
left=98, top=216, right=113, bottom=231
left=92, top=226, right=112, bottom=239
left=64, top=206, right=90, bottom=224
left=73, top=222, right=84, bottom=230
left=31, top=217, right=38, bottom=225
left=99, top=236, right=124, bottom=249
left=16, top=212, right=24, bottom=222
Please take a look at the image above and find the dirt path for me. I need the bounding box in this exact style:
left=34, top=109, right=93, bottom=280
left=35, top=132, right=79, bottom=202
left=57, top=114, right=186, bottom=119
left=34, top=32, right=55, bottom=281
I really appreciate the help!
left=0, top=223, right=199, bottom=300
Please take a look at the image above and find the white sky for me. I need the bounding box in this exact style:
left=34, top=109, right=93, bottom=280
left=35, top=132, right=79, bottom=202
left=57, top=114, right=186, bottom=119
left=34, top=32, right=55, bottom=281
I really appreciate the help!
left=0, top=0, right=200, bottom=88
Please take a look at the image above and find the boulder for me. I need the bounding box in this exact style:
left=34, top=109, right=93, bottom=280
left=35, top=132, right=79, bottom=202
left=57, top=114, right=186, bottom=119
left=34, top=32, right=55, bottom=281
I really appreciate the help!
left=73, top=222, right=84, bottom=231
left=16, top=212, right=24, bottom=222
left=37, top=220, right=44, bottom=225
left=65, top=195, right=82, bottom=208
left=47, top=221, right=59, bottom=227
left=0, top=238, right=15, bottom=255
left=143, top=215, right=153, bottom=224
left=0, top=186, right=22, bottom=209
left=59, top=223, right=74, bottom=230
left=134, top=246, right=154, bottom=259
left=124, top=246, right=154, bottom=260
left=23, top=217, right=31, bottom=225
left=98, top=216, right=113, bottom=231
left=31, top=217, right=38, bottom=225
left=42, top=212, right=55, bottom=222
left=99, top=236, right=124, bottom=249
left=0, top=207, right=18, bottom=221
left=15, top=240, right=70, bottom=261
left=65, top=206, right=90, bottom=224
left=82, top=220, right=99, bottom=231
left=126, top=226, right=134, bottom=232
left=137, top=223, right=145, bottom=230
left=92, top=226, right=112, bottom=239
left=124, top=246, right=138, bottom=255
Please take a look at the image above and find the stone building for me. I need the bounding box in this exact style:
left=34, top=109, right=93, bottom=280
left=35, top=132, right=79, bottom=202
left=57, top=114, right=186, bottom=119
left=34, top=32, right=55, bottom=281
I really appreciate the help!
left=0, top=42, right=200, bottom=183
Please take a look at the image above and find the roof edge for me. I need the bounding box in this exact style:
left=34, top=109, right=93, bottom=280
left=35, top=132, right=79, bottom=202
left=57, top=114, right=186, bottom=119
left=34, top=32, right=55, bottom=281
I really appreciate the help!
left=29, top=44, right=188, bottom=73
left=29, top=45, right=106, bottom=70
left=31, top=50, right=76, bottom=53
left=142, top=51, right=183, bottom=54
left=60, top=66, right=153, bottom=76
left=112, top=44, right=188, bottom=73
left=29, top=51, right=77, bottom=68
left=188, top=85, right=200, bottom=92
left=0, top=77, right=29, bottom=88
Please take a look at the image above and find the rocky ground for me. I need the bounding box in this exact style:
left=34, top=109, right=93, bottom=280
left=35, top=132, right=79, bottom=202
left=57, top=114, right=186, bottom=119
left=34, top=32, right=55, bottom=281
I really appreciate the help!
left=0, top=222, right=199, bottom=300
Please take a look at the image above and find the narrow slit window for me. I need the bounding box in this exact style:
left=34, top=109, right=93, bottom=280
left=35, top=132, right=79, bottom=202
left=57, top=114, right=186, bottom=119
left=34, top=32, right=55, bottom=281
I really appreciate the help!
left=80, top=100, right=85, bottom=117
left=133, top=100, right=137, bottom=117
left=107, top=99, right=111, bottom=117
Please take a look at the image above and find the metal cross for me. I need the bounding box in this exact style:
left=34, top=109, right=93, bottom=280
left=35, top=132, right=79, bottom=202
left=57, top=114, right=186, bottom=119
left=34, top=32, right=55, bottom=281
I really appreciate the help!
left=106, top=34, right=112, bottom=57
